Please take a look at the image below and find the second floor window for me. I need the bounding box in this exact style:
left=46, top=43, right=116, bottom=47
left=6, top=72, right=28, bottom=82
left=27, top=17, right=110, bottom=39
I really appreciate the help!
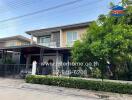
left=40, top=35, right=51, bottom=44
left=66, top=31, right=78, bottom=46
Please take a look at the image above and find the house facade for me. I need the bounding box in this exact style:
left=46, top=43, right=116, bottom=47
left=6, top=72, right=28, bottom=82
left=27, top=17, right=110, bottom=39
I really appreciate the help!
left=27, top=22, right=90, bottom=48
left=0, top=35, right=30, bottom=48
left=0, top=35, right=30, bottom=64
left=0, top=22, right=90, bottom=76
left=25, top=22, right=90, bottom=66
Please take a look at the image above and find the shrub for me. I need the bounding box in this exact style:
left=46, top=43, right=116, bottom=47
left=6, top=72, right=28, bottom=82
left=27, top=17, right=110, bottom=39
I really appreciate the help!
left=91, top=67, right=101, bottom=78
left=26, top=75, right=132, bottom=94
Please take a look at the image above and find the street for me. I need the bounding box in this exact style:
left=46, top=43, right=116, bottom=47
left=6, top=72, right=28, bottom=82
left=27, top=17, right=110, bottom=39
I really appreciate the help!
left=0, top=87, right=91, bottom=100
left=0, top=78, right=131, bottom=100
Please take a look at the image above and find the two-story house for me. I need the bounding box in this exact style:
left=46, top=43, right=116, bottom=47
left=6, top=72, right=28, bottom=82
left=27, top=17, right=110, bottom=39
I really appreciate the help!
left=0, top=22, right=90, bottom=75
left=26, top=22, right=90, bottom=65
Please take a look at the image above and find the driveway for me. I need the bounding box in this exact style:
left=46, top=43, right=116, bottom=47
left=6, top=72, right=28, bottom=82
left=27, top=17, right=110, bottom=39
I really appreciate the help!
left=0, top=78, right=132, bottom=100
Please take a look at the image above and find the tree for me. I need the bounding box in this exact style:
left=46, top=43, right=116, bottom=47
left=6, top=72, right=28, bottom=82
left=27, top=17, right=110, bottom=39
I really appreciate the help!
left=72, top=1, right=132, bottom=80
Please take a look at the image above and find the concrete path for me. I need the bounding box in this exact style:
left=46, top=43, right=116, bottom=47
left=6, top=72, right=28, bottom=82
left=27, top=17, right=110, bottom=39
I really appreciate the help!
left=0, top=78, right=132, bottom=100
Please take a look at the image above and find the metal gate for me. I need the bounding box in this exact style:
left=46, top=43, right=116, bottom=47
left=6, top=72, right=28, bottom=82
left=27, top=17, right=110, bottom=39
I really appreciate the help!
left=0, top=64, right=32, bottom=78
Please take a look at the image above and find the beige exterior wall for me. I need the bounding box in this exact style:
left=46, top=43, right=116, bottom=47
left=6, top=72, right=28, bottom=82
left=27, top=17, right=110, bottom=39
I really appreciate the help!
left=61, top=27, right=87, bottom=47
left=5, top=40, right=29, bottom=47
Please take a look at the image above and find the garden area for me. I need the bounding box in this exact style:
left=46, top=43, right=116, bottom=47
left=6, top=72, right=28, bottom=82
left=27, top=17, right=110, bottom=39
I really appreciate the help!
left=71, top=0, right=132, bottom=81
left=26, top=75, right=132, bottom=94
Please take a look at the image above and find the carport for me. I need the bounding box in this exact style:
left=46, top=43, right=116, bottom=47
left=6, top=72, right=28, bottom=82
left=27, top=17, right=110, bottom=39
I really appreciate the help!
left=0, top=44, right=70, bottom=77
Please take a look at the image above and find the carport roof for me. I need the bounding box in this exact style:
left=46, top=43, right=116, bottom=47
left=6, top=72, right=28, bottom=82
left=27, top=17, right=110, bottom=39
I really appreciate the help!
left=0, top=44, right=71, bottom=51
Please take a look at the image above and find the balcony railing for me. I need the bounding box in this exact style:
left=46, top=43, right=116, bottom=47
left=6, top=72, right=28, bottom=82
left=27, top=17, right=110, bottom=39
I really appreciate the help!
left=38, top=42, right=57, bottom=48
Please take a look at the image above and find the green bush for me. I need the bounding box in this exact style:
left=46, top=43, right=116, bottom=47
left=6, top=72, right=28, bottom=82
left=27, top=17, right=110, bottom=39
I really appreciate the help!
left=91, top=67, right=101, bottom=78
left=26, top=75, right=132, bottom=94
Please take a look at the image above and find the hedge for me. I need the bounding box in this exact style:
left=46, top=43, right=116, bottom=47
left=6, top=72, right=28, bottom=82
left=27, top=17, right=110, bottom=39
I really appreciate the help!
left=25, top=75, right=132, bottom=94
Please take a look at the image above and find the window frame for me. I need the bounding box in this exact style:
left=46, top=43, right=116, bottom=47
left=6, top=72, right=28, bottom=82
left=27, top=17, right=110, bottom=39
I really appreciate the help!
left=39, top=35, right=51, bottom=43
left=66, top=31, right=78, bottom=45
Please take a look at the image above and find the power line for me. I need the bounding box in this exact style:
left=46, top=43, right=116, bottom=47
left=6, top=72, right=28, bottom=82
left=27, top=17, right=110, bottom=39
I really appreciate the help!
left=0, top=0, right=102, bottom=30
left=0, top=0, right=83, bottom=23
left=0, top=0, right=45, bottom=14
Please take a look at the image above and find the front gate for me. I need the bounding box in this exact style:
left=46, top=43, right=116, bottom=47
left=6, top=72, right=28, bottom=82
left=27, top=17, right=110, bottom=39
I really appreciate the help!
left=0, top=64, right=32, bottom=78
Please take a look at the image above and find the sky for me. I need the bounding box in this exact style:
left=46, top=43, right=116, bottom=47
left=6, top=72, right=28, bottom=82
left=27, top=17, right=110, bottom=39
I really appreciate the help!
left=0, top=0, right=121, bottom=38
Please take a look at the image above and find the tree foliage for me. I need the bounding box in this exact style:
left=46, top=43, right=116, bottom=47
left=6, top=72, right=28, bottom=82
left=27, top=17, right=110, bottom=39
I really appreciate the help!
left=72, top=1, right=132, bottom=80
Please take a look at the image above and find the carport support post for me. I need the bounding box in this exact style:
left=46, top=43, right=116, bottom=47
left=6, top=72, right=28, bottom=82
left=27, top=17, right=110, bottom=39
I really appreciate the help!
left=1, top=50, right=4, bottom=76
left=5, top=50, right=7, bottom=63
left=1, top=50, right=3, bottom=63
left=39, top=48, right=44, bottom=75
left=40, top=48, right=44, bottom=64
left=26, top=54, right=30, bottom=69
left=56, top=50, right=59, bottom=76
left=2, top=50, right=5, bottom=63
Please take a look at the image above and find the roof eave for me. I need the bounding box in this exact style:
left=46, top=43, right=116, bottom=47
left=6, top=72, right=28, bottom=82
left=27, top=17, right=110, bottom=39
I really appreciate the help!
left=26, top=21, right=92, bottom=36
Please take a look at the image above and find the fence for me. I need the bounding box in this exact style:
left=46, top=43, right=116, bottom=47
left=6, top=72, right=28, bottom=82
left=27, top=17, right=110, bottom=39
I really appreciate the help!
left=0, top=63, right=89, bottom=78
left=0, top=64, right=32, bottom=78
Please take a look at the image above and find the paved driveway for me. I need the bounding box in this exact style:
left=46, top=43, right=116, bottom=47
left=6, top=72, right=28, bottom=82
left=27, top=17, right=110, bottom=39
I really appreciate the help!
left=0, top=78, right=132, bottom=100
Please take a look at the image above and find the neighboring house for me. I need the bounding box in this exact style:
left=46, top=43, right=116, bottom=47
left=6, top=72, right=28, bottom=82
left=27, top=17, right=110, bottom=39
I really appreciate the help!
left=0, top=22, right=90, bottom=75
left=0, top=35, right=30, bottom=48
left=0, top=35, right=30, bottom=64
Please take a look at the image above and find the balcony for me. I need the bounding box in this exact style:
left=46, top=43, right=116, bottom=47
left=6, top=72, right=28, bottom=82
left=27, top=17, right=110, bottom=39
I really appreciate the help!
left=38, top=42, right=57, bottom=48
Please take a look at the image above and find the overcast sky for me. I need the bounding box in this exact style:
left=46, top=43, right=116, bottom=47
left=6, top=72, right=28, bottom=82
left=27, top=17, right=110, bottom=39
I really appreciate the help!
left=0, top=0, right=120, bottom=38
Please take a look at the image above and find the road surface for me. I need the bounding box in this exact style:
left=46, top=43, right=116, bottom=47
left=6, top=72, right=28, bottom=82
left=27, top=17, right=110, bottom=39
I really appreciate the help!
left=0, top=78, right=131, bottom=100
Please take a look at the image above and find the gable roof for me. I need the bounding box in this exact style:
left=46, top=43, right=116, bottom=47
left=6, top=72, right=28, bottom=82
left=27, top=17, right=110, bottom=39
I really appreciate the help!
left=26, top=21, right=92, bottom=36
left=0, top=35, right=30, bottom=42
